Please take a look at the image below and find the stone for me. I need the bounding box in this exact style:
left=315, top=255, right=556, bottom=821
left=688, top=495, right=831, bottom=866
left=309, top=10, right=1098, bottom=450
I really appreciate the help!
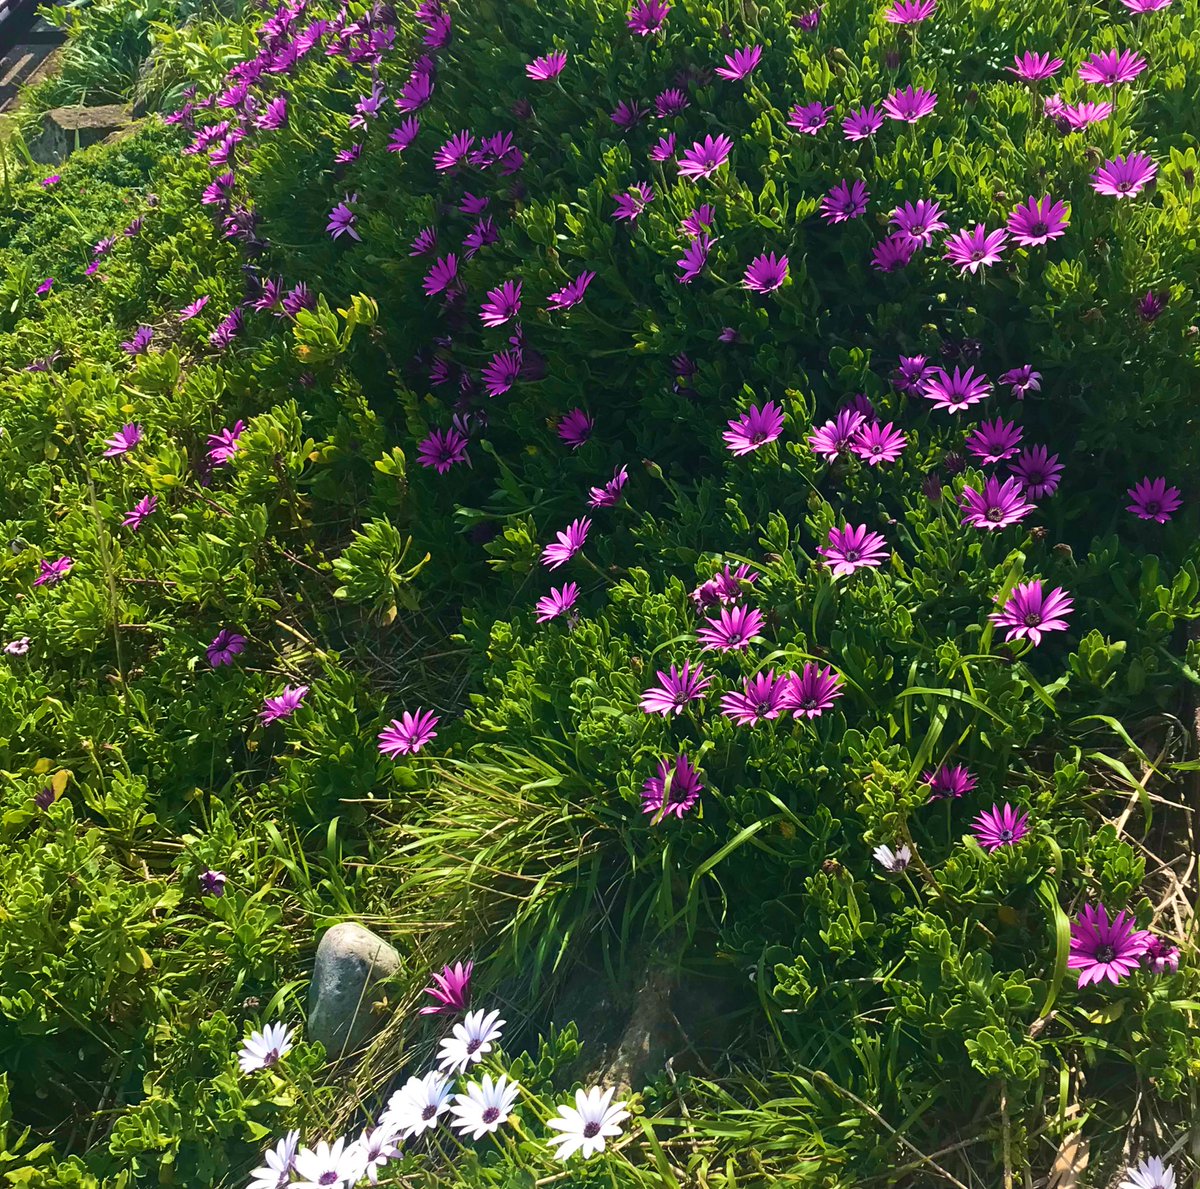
left=28, top=103, right=131, bottom=164
left=306, top=922, right=401, bottom=1060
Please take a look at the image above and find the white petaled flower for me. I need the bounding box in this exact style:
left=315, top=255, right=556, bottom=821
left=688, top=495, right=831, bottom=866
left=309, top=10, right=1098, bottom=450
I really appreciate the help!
left=380, top=1070, right=454, bottom=1138
left=546, top=1086, right=630, bottom=1161
left=436, top=1007, right=506, bottom=1074
left=873, top=843, right=912, bottom=873
left=245, top=1129, right=299, bottom=1189
left=449, top=1073, right=521, bottom=1139
left=237, top=1022, right=294, bottom=1074
left=290, top=1135, right=363, bottom=1189
left=1120, top=1157, right=1177, bottom=1189
left=346, top=1122, right=400, bottom=1186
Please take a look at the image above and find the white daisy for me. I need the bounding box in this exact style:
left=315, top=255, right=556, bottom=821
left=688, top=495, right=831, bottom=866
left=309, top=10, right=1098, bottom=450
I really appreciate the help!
left=449, top=1073, right=521, bottom=1140
left=1120, top=1156, right=1177, bottom=1189
left=346, top=1122, right=400, bottom=1186
left=380, top=1070, right=454, bottom=1138
left=290, top=1135, right=363, bottom=1189
left=545, top=1086, right=630, bottom=1161
left=245, top=1129, right=299, bottom=1189
left=237, top=1022, right=295, bottom=1074
left=873, top=843, right=911, bottom=872
left=436, top=1007, right=506, bottom=1074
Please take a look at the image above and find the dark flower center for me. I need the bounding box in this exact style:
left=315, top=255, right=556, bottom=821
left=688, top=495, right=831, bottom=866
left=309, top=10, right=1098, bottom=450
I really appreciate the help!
left=801, top=696, right=817, bottom=708
left=752, top=431, right=766, bottom=443
left=1095, top=944, right=1116, bottom=963
left=845, top=549, right=860, bottom=561
left=987, top=506, right=1004, bottom=520
left=264, top=1048, right=279, bottom=1065
left=467, top=1037, right=482, bottom=1053
left=583, top=1121, right=602, bottom=1139
left=320, top=1175, right=339, bottom=1186
left=1145, top=499, right=1160, bottom=512
left=482, top=1107, right=500, bottom=1124
left=998, top=829, right=1014, bottom=842
left=756, top=699, right=773, bottom=715
left=422, top=1104, right=438, bottom=1120
left=1030, top=221, right=1048, bottom=236
left=1023, top=612, right=1042, bottom=627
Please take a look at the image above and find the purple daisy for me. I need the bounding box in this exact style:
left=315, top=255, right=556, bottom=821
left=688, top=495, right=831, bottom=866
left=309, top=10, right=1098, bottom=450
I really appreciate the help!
left=541, top=517, right=591, bottom=569
left=627, top=0, right=670, bottom=35
left=1007, top=195, right=1069, bottom=246
left=260, top=684, right=309, bottom=724
left=546, top=270, right=595, bottom=312
left=36, top=277, right=53, bottom=296
left=971, top=803, right=1031, bottom=852
left=103, top=423, right=143, bottom=458
left=640, top=662, right=711, bottom=715
left=999, top=365, right=1042, bottom=399
left=536, top=582, right=580, bottom=624
left=481, top=349, right=523, bottom=397
left=641, top=753, right=703, bottom=820
left=924, top=763, right=977, bottom=801
left=1068, top=904, right=1151, bottom=988
left=989, top=580, right=1073, bottom=645
left=649, top=133, right=677, bottom=163
left=122, top=494, right=157, bottom=531
left=818, top=524, right=890, bottom=576
left=557, top=408, right=594, bottom=449
left=1138, top=289, right=1169, bottom=322
left=871, top=234, right=917, bottom=272
left=1091, top=153, right=1157, bottom=198
left=327, top=196, right=360, bottom=241
left=121, top=327, right=154, bottom=356
left=199, top=869, right=227, bottom=897
left=723, top=401, right=785, bottom=454
left=180, top=296, right=210, bottom=321
left=588, top=465, right=629, bottom=508
left=208, top=421, right=245, bottom=466
left=677, top=134, right=734, bottom=180
left=890, top=199, right=948, bottom=247
left=692, top=563, right=760, bottom=609
left=1009, top=446, right=1063, bottom=498
left=782, top=663, right=845, bottom=718
left=1007, top=51, right=1063, bottom=81
left=681, top=205, right=715, bottom=236
left=960, top=476, right=1035, bottom=530
left=418, top=427, right=470, bottom=473
left=697, top=604, right=766, bottom=652
left=966, top=417, right=1023, bottom=463
left=610, top=99, right=649, bottom=129
left=787, top=101, right=834, bottom=135
left=851, top=421, right=907, bottom=465
left=883, top=85, right=937, bottom=122
left=1120, top=0, right=1171, bottom=9
left=34, top=556, right=73, bottom=587
left=809, top=409, right=867, bottom=460
left=944, top=224, right=1008, bottom=274
left=388, top=116, right=421, bottom=153
left=715, top=45, right=762, bottom=81
left=893, top=355, right=934, bottom=394
left=526, top=51, right=567, bottom=80
left=1062, top=100, right=1112, bottom=130
left=842, top=104, right=884, bottom=140
left=612, top=181, right=655, bottom=222
left=433, top=131, right=475, bottom=172
left=1143, top=935, right=1180, bottom=974
left=719, top=669, right=790, bottom=726
left=922, top=366, right=992, bottom=412
left=676, top=234, right=713, bottom=284
left=378, top=709, right=440, bottom=756
left=1078, top=48, right=1147, bottom=86
left=207, top=628, right=247, bottom=667
left=420, top=961, right=473, bottom=1015
left=480, top=280, right=522, bottom=328
left=423, top=254, right=459, bottom=297
left=742, top=253, right=788, bottom=293
left=885, top=0, right=936, bottom=22
left=654, top=88, right=690, bottom=118
left=820, top=179, right=869, bottom=223
left=1126, top=477, right=1182, bottom=522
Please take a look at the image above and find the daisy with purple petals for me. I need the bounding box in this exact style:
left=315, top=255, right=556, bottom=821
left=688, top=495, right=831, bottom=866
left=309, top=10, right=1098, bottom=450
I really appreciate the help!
left=327, top=195, right=360, bottom=241
left=966, top=417, right=1023, bottom=463
left=526, top=51, right=567, bottom=80
left=971, top=803, right=1030, bottom=851
left=1062, top=100, right=1112, bottom=130
left=723, top=401, right=785, bottom=454
left=207, top=629, right=246, bottom=667
left=121, top=327, right=154, bottom=356
left=697, top=604, right=765, bottom=651
left=536, top=583, right=580, bottom=624
left=418, top=427, right=470, bottom=473
left=871, top=234, right=917, bottom=272
left=180, top=296, right=210, bottom=321
left=720, top=670, right=790, bottom=725
left=1068, top=904, right=1151, bottom=987
left=944, top=224, right=1008, bottom=274
left=922, top=366, right=991, bottom=412
left=261, top=684, right=309, bottom=724
left=883, top=85, right=937, bottom=122
left=820, top=179, right=869, bottom=223
left=547, top=270, right=595, bottom=312
left=482, top=349, right=523, bottom=397
left=782, top=663, right=845, bottom=718
left=809, top=409, right=867, bottom=460
left=960, top=476, right=1035, bottom=530
left=557, top=409, right=594, bottom=449
left=434, top=131, right=475, bottom=172
left=421, top=961, right=472, bottom=1015
left=818, top=524, right=890, bottom=576
left=1120, top=0, right=1171, bottom=9
left=1007, top=51, right=1063, bottom=80
left=890, top=199, right=947, bottom=247
left=627, top=0, right=670, bottom=35
left=641, top=753, right=703, bottom=819
left=999, top=365, right=1041, bottom=399
left=1143, top=936, right=1180, bottom=975
left=34, top=556, right=73, bottom=587
left=640, top=662, right=711, bottom=715
left=480, top=280, right=522, bottom=328
left=851, top=421, right=907, bottom=465
left=410, top=227, right=438, bottom=256
left=1138, top=290, right=1168, bottom=321
left=649, top=134, right=676, bottom=163
left=612, top=182, right=655, bottom=223
left=842, top=104, right=884, bottom=140
left=1009, top=446, right=1063, bottom=498
left=787, top=101, right=834, bottom=135
left=1078, top=48, right=1147, bottom=85
left=715, top=45, right=762, bottom=81
left=103, top=423, right=143, bottom=458
left=742, top=253, right=788, bottom=293
left=585, top=465, right=628, bottom=510
left=464, top=217, right=499, bottom=257
left=541, top=517, right=591, bottom=569
left=1091, top=153, right=1157, bottom=198
left=989, top=580, right=1073, bottom=645
left=885, top=0, right=936, bottom=23
left=610, top=99, right=649, bottom=129
left=681, top=206, right=715, bottom=236
left=894, top=354, right=934, bottom=394
left=424, top=254, right=459, bottom=297
left=123, top=495, right=157, bottom=530
left=677, top=134, right=733, bottom=180
left=676, top=235, right=713, bottom=284
left=924, top=763, right=977, bottom=800
left=1126, top=477, right=1182, bottom=522
left=379, top=709, right=440, bottom=756
left=1007, top=195, right=1069, bottom=246
left=388, top=116, right=421, bottom=153
left=655, top=88, right=690, bottom=118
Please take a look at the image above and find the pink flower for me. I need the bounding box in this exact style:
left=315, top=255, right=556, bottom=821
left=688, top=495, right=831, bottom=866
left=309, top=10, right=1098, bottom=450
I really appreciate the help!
left=696, top=604, right=765, bottom=651
left=818, top=524, right=890, bottom=576
left=640, top=662, right=711, bottom=715
left=535, top=583, right=579, bottom=623
left=723, top=401, right=785, bottom=455
left=557, top=409, right=594, bottom=449
left=541, top=517, right=591, bottom=569
left=420, top=961, right=473, bottom=1014
left=378, top=709, right=440, bottom=756
left=260, top=684, right=309, bottom=724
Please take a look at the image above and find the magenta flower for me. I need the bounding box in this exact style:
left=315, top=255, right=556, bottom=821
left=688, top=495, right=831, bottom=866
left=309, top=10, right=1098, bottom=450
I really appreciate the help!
left=420, top=961, right=473, bottom=1015
left=641, top=753, right=703, bottom=819
left=256, top=95, right=288, bottom=130
left=1126, top=477, right=1182, bottom=522
left=327, top=196, right=360, bottom=241
left=123, top=494, right=157, bottom=530
left=121, top=327, right=154, bottom=356
left=1091, top=153, right=1157, bottom=198
left=842, top=104, right=884, bottom=140
left=480, top=280, right=522, bottom=328
left=787, top=101, right=834, bottom=135
left=692, top=563, right=759, bottom=609
left=697, top=604, right=765, bottom=652
left=388, top=116, right=421, bottom=153
left=588, top=465, right=629, bottom=508
left=999, top=365, right=1041, bottom=399
left=893, top=355, right=933, bottom=394
left=1007, top=51, right=1063, bottom=81
left=1010, top=446, right=1063, bottom=498
left=924, top=763, right=977, bottom=800
left=649, top=133, right=676, bottom=163
left=640, top=662, right=711, bottom=715
left=890, top=199, right=947, bottom=247
left=681, top=206, right=715, bottom=237
left=1068, top=904, right=1151, bottom=988
left=678, top=134, right=733, bottom=180
left=797, top=5, right=822, bottom=29
left=526, top=51, right=567, bottom=80
left=809, top=409, right=867, bottom=460
left=536, top=583, right=580, bottom=624
left=655, top=87, right=690, bottom=117
left=720, top=670, right=790, bottom=726
left=199, top=869, right=227, bottom=897
left=5, top=638, right=31, bottom=656
left=378, top=709, right=440, bottom=756
left=547, top=270, right=595, bottom=312
left=36, top=277, right=53, bottom=296
left=180, top=296, right=210, bottom=321
left=989, top=580, right=1073, bottom=645
left=434, top=131, right=475, bottom=172
left=1006, top=195, right=1069, bottom=246
left=922, top=366, right=992, bottom=412
left=723, top=401, right=785, bottom=454
left=423, top=254, right=459, bottom=297
left=871, top=234, right=918, bottom=272
left=944, top=224, right=1008, bottom=274
left=966, top=417, right=1023, bottom=463
left=557, top=408, right=594, bottom=449
left=851, top=421, right=907, bottom=465
left=482, top=349, right=523, bottom=397
left=971, top=803, right=1031, bottom=852
left=1143, top=935, right=1180, bottom=974
left=464, top=213, right=497, bottom=253
left=627, top=0, right=670, bottom=34
left=207, top=421, right=245, bottom=466
left=960, top=476, right=1035, bottom=530
left=883, top=86, right=937, bottom=122
left=1138, top=290, right=1169, bottom=321
left=610, top=99, right=649, bottom=129
left=260, top=684, right=309, bottom=724
left=820, top=179, right=869, bottom=223
left=676, top=234, right=713, bottom=284
left=40, top=174, right=60, bottom=187
left=715, top=45, right=762, bottom=81
left=418, top=427, right=470, bottom=473
left=103, top=423, right=143, bottom=458
left=885, top=0, right=935, bottom=22
left=1062, top=100, right=1112, bottom=129
left=818, top=524, right=890, bottom=576
left=207, top=629, right=247, bottom=667
left=1120, top=0, right=1170, bottom=9
left=782, top=663, right=845, bottom=718
left=1078, top=48, right=1147, bottom=85
left=742, top=253, right=789, bottom=294
left=34, top=556, right=74, bottom=587
left=612, top=181, right=655, bottom=222
left=541, top=517, right=591, bottom=569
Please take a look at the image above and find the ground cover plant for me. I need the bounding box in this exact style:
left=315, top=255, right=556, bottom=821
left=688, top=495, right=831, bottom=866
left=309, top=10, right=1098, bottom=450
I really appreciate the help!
left=1, top=0, right=1200, bottom=1184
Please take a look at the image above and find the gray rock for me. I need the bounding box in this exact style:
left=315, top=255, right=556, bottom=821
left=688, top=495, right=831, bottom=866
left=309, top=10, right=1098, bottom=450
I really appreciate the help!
left=28, top=103, right=131, bottom=164
left=307, top=923, right=401, bottom=1060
